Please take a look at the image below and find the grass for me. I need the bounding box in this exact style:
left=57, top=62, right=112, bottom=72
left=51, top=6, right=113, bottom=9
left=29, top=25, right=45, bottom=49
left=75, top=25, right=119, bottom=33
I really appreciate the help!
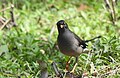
left=0, top=0, right=120, bottom=77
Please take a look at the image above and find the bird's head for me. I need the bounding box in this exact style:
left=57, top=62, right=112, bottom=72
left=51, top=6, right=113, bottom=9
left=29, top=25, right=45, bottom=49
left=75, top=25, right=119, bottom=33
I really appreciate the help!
left=56, top=20, right=68, bottom=33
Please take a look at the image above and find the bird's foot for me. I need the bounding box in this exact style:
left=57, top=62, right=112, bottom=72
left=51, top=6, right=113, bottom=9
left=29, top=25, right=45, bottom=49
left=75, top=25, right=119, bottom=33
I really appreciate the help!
left=70, top=70, right=74, bottom=74
left=63, top=69, right=69, bottom=73
left=70, top=63, right=78, bottom=73
left=70, top=68, right=75, bottom=74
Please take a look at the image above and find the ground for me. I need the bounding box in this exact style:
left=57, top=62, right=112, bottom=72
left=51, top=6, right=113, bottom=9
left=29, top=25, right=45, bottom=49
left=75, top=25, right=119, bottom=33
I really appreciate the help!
left=0, top=0, right=120, bottom=78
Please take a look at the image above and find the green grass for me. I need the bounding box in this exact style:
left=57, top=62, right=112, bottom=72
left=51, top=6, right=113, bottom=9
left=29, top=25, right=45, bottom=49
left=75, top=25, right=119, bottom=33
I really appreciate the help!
left=0, top=0, right=120, bottom=77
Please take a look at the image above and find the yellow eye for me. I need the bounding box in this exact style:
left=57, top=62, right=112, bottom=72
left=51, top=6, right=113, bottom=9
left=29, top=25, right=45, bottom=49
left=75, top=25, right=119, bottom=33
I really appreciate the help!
left=60, top=25, right=64, bottom=28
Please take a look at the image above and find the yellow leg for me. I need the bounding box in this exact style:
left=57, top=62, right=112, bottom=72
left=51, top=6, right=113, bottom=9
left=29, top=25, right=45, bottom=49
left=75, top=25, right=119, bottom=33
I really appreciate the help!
left=70, top=57, right=78, bottom=73
left=70, top=63, right=78, bottom=73
left=65, top=57, right=72, bottom=71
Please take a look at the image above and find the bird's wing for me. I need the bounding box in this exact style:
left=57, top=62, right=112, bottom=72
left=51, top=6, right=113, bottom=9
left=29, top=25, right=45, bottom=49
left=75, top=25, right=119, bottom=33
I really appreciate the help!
left=71, top=31, right=88, bottom=49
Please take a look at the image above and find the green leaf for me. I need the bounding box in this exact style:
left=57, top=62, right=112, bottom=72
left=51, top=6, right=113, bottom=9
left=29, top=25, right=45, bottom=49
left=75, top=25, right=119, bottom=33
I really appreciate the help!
left=80, top=11, right=87, bottom=20
left=0, top=45, right=9, bottom=56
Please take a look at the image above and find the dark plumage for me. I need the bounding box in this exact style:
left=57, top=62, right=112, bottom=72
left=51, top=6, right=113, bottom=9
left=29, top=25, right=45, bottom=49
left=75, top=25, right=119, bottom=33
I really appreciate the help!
left=56, top=20, right=101, bottom=72
left=57, top=20, right=87, bottom=57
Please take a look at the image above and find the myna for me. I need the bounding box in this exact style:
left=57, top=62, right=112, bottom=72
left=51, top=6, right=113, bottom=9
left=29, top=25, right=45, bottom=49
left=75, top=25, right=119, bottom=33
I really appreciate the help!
left=56, top=20, right=101, bottom=73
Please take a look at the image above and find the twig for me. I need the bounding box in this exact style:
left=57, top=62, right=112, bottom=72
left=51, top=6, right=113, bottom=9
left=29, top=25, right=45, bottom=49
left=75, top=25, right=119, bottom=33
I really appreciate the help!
left=115, top=0, right=118, bottom=5
left=104, top=0, right=114, bottom=24
left=99, top=67, right=120, bottom=77
left=49, top=25, right=56, bottom=39
left=2, top=3, right=5, bottom=17
left=111, top=0, right=116, bottom=23
left=51, top=62, right=63, bottom=78
left=10, top=4, right=17, bottom=26
left=0, top=6, right=11, bottom=12
left=104, top=0, right=111, bottom=9
left=0, top=19, right=11, bottom=30
left=104, top=0, right=116, bottom=25
left=0, top=17, right=5, bottom=24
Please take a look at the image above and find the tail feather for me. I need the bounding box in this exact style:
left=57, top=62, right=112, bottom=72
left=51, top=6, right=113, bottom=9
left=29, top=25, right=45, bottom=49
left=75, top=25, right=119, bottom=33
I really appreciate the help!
left=85, top=36, right=101, bottom=43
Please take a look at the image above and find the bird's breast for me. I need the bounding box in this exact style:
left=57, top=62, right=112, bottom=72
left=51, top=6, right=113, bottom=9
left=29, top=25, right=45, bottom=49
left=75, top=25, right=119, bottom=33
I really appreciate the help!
left=57, top=32, right=82, bottom=57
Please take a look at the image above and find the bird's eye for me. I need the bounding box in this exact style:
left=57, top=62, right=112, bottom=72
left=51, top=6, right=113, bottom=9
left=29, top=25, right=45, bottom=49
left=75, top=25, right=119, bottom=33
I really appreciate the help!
left=63, top=22, right=65, bottom=25
left=65, top=25, right=68, bottom=28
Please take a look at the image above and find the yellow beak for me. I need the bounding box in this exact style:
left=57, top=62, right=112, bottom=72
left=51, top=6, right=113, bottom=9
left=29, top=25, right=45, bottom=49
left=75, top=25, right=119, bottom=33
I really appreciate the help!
left=60, top=25, right=64, bottom=28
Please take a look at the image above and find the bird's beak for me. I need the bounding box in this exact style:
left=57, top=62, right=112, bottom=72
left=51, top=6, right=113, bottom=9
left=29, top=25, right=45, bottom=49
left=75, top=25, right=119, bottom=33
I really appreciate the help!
left=60, top=25, right=64, bottom=28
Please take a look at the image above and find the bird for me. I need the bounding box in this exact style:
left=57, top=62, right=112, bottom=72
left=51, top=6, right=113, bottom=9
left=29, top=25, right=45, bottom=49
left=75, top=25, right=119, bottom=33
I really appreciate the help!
left=56, top=20, right=101, bottom=73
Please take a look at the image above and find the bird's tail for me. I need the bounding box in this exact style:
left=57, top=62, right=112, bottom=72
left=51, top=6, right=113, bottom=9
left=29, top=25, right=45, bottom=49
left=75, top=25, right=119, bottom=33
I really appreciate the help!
left=85, top=36, right=101, bottom=43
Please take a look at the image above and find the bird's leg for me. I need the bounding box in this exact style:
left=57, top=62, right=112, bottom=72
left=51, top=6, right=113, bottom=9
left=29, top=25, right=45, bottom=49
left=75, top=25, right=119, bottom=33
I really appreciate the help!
left=70, top=57, right=78, bottom=73
left=65, top=56, right=72, bottom=71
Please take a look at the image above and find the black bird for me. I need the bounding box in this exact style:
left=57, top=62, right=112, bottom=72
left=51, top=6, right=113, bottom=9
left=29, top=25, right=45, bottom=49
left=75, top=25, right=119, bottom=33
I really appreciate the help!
left=56, top=20, right=101, bottom=73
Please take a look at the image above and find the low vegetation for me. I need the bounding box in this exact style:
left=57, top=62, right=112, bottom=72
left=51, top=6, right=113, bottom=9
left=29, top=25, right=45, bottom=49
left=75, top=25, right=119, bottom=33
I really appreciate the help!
left=0, top=0, right=120, bottom=78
